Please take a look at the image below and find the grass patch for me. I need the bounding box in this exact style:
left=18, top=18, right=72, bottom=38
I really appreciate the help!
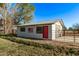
left=0, top=36, right=54, bottom=50
left=0, top=36, right=79, bottom=56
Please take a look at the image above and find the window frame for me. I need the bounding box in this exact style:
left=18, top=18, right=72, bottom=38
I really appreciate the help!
left=20, top=27, right=25, bottom=32
left=36, top=26, right=43, bottom=34
left=28, top=27, right=33, bottom=33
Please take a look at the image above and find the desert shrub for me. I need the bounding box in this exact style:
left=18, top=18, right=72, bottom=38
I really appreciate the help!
left=68, top=48, right=77, bottom=55
left=69, top=48, right=75, bottom=54
left=75, top=50, right=79, bottom=55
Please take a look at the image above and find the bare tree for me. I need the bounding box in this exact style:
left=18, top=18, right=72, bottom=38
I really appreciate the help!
left=72, top=23, right=79, bottom=30
left=0, top=3, right=35, bottom=34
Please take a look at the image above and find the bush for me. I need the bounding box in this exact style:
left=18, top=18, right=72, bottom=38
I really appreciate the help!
left=1, top=35, right=79, bottom=56
left=0, top=36, right=54, bottom=50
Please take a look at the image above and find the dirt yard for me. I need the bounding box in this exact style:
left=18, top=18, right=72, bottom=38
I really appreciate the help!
left=56, top=36, right=79, bottom=43
left=16, top=36, right=79, bottom=48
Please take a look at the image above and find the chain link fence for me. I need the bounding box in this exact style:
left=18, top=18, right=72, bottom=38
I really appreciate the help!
left=56, top=30, right=79, bottom=43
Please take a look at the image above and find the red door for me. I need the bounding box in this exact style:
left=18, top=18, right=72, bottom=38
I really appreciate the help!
left=43, top=26, right=48, bottom=38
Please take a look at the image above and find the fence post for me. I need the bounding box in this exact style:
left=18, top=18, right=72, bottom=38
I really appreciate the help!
left=63, top=30, right=65, bottom=42
left=73, top=30, right=75, bottom=43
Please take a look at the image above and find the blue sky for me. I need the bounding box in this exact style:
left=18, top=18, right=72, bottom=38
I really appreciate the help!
left=32, top=3, right=79, bottom=28
left=1, top=3, right=79, bottom=28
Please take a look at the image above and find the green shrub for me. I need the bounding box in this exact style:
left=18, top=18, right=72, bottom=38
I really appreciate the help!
left=0, top=36, right=54, bottom=50
left=1, top=35, right=79, bottom=56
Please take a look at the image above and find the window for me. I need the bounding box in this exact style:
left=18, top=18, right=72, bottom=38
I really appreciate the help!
left=28, top=28, right=33, bottom=33
left=20, top=27, right=25, bottom=32
left=36, top=27, right=43, bottom=34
